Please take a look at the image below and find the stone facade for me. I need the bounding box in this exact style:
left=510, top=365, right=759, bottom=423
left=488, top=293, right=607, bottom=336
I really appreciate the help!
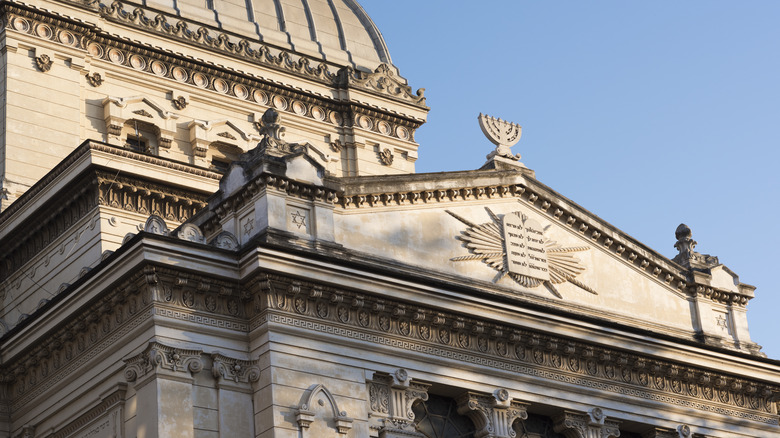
left=0, top=1, right=778, bottom=438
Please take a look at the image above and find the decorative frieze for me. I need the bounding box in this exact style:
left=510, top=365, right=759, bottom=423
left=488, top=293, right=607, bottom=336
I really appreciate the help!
left=255, top=274, right=780, bottom=424
left=96, top=171, right=209, bottom=222
left=0, top=264, right=246, bottom=410
left=3, top=5, right=425, bottom=138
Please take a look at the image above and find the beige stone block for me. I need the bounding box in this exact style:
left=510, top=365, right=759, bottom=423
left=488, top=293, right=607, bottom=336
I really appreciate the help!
left=219, top=389, right=254, bottom=436
left=193, top=406, right=218, bottom=431
left=193, top=385, right=218, bottom=410
left=6, top=103, right=80, bottom=135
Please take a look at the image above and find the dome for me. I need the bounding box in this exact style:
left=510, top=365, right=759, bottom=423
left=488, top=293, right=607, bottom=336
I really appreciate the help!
left=157, top=0, right=391, bottom=70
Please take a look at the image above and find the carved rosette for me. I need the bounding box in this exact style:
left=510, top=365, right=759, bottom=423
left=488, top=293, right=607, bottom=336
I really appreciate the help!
left=456, top=389, right=528, bottom=438
left=35, top=54, right=53, bottom=72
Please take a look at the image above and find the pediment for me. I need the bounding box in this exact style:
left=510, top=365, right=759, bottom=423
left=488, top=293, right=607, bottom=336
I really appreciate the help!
left=330, top=173, right=700, bottom=336
left=188, top=119, right=261, bottom=153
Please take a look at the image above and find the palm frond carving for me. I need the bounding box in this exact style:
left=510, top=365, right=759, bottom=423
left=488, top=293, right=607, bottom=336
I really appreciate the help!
left=447, top=208, right=596, bottom=299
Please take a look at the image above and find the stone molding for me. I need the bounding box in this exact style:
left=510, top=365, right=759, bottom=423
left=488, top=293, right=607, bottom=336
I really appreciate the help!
left=44, top=383, right=126, bottom=438
left=123, top=341, right=203, bottom=384
left=455, top=389, right=529, bottom=438
left=333, top=175, right=753, bottom=309
left=0, top=162, right=210, bottom=286
left=0, top=264, right=247, bottom=411
left=201, top=172, right=339, bottom=235
left=296, top=384, right=354, bottom=435
left=2, top=4, right=426, bottom=135
left=97, top=170, right=209, bottom=222
left=0, top=140, right=218, bottom=230
left=642, top=424, right=693, bottom=438
left=0, top=174, right=99, bottom=282
left=253, top=274, right=780, bottom=424
left=367, top=369, right=430, bottom=436
left=553, top=408, right=621, bottom=438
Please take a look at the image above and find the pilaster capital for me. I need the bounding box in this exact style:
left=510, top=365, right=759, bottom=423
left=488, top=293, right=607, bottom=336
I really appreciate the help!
left=553, top=408, right=620, bottom=438
left=123, top=342, right=203, bottom=386
left=367, top=369, right=430, bottom=437
left=455, top=388, right=528, bottom=438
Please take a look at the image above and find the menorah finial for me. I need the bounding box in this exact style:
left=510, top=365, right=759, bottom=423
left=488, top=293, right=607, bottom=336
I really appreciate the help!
left=478, top=113, right=522, bottom=161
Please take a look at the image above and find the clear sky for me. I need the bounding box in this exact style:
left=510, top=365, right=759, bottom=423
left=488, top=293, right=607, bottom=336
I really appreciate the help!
left=359, top=1, right=780, bottom=360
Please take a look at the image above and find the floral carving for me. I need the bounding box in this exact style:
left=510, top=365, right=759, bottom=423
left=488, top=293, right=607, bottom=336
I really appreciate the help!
left=86, top=72, right=103, bottom=87
left=211, top=353, right=260, bottom=384
left=35, top=54, right=53, bottom=72
left=124, top=342, right=203, bottom=382
left=378, top=148, right=393, bottom=165
left=172, top=95, right=188, bottom=109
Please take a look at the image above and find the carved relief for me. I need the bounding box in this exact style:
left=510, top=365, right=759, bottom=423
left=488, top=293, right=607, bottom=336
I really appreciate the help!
left=367, top=369, right=430, bottom=436
left=35, top=54, right=53, bottom=72
left=124, top=342, right=203, bottom=383
left=553, top=408, right=620, bottom=438
left=211, top=353, right=260, bottom=386
left=143, top=215, right=169, bottom=235
left=209, top=231, right=239, bottom=250
left=254, top=274, right=780, bottom=424
left=85, top=72, right=103, bottom=87
left=456, top=389, right=528, bottom=438
left=379, top=148, right=394, bottom=166
left=448, top=208, right=595, bottom=299
left=176, top=223, right=204, bottom=243
left=172, top=95, right=188, bottom=110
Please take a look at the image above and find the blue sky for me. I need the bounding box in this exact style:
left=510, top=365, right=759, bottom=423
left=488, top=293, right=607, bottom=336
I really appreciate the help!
left=360, top=1, right=780, bottom=360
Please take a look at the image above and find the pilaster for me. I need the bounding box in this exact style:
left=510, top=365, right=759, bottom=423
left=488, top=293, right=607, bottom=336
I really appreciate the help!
left=367, top=369, right=430, bottom=438
left=123, top=342, right=204, bottom=438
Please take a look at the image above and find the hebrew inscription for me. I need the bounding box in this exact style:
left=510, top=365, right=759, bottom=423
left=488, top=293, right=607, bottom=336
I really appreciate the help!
left=503, top=214, right=550, bottom=281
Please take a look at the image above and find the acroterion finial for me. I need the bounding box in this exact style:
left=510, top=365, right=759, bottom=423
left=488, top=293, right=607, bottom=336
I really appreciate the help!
left=478, top=113, right=522, bottom=161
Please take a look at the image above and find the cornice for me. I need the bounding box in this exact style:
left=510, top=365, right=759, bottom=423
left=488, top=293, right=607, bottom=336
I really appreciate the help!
left=0, top=143, right=215, bottom=281
left=0, top=263, right=245, bottom=411
left=251, top=273, right=780, bottom=424
left=0, top=141, right=219, bottom=228
left=2, top=0, right=428, bottom=125
left=201, top=171, right=339, bottom=235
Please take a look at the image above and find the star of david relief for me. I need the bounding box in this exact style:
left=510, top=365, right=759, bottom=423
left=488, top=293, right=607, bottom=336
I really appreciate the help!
left=290, top=210, right=307, bottom=229
left=447, top=208, right=597, bottom=299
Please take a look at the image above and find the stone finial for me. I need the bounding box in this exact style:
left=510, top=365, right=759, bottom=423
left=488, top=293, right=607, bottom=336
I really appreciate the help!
left=478, top=113, right=522, bottom=161
left=672, top=224, right=718, bottom=269
left=248, top=108, right=305, bottom=158
left=258, top=108, right=285, bottom=143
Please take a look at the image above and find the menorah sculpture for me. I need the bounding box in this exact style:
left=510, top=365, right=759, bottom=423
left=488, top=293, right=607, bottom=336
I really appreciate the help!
left=478, top=113, right=522, bottom=161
